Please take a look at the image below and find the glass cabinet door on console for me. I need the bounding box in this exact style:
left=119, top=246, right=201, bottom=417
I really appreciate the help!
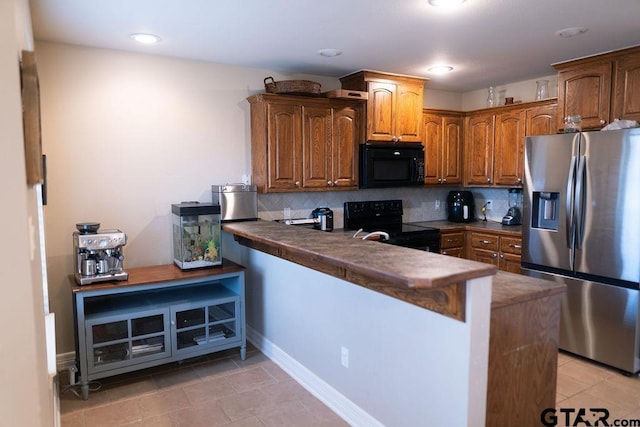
left=172, top=296, right=240, bottom=356
left=85, top=308, right=170, bottom=374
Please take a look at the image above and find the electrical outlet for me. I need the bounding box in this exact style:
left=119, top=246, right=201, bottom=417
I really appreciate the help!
left=485, top=200, right=493, bottom=210
left=341, top=346, right=349, bottom=368
left=435, top=200, right=440, bottom=211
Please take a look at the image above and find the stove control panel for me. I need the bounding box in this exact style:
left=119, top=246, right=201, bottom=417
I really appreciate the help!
left=344, top=199, right=403, bottom=220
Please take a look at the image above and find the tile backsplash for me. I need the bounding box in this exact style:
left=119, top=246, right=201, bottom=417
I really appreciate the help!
left=257, top=186, right=513, bottom=227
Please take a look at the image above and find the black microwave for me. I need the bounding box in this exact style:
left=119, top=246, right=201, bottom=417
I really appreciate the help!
left=359, top=143, right=425, bottom=188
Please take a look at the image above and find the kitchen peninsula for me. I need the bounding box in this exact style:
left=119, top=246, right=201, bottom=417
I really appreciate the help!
left=222, top=220, right=565, bottom=427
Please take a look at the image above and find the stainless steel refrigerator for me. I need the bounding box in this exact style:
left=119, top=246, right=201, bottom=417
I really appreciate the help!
left=522, top=128, right=640, bottom=374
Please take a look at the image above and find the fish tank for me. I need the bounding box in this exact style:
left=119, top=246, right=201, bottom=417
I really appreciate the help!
left=171, top=202, right=221, bottom=270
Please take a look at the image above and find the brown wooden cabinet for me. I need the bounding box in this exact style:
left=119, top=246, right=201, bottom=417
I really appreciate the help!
left=340, top=71, right=426, bottom=143
left=248, top=94, right=363, bottom=193
left=439, top=230, right=465, bottom=257
left=494, top=109, right=526, bottom=186
left=464, top=100, right=557, bottom=187
left=555, top=45, right=640, bottom=131
left=468, top=231, right=522, bottom=273
left=422, top=110, right=464, bottom=185
left=465, top=112, right=495, bottom=185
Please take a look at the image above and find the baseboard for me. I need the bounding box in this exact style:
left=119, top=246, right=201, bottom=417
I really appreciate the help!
left=246, top=326, right=383, bottom=427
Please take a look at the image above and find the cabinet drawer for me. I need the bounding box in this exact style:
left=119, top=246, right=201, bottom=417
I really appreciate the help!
left=441, top=247, right=465, bottom=258
left=440, top=232, right=465, bottom=249
left=500, top=236, right=522, bottom=255
left=469, top=232, right=499, bottom=251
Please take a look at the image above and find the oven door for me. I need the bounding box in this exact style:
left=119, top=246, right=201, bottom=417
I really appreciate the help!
left=385, top=233, right=441, bottom=253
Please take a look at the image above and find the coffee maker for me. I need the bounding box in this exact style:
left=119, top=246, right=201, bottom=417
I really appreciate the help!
left=502, top=188, right=523, bottom=226
left=73, top=222, right=129, bottom=285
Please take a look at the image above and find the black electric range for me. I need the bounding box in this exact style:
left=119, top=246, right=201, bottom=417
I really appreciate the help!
left=343, top=200, right=440, bottom=253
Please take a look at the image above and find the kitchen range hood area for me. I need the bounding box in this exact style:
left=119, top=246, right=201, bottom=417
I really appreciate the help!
left=6, top=0, right=640, bottom=423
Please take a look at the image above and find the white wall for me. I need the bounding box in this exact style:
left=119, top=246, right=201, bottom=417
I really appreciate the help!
left=462, top=74, right=558, bottom=111
left=0, top=0, right=54, bottom=425
left=223, top=234, right=492, bottom=427
left=35, top=42, right=346, bottom=355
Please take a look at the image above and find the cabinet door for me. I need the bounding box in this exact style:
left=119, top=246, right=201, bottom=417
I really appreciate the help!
left=395, top=82, right=424, bottom=142
left=469, top=247, right=499, bottom=267
left=499, top=252, right=522, bottom=274
left=557, top=62, right=612, bottom=130
left=422, top=113, right=442, bottom=185
left=86, top=309, right=170, bottom=374
left=494, top=109, right=525, bottom=186
left=332, top=106, right=359, bottom=189
left=172, top=297, right=240, bottom=356
left=302, top=106, right=332, bottom=189
left=367, top=82, right=396, bottom=141
left=441, top=116, right=463, bottom=185
left=612, top=53, right=640, bottom=123
left=465, top=113, right=495, bottom=185
left=267, top=103, right=302, bottom=190
left=526, top=104, right=558, bottom=136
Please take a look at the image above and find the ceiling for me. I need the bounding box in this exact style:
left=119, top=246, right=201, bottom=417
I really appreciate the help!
left=29, top=0, right=640, bottom=92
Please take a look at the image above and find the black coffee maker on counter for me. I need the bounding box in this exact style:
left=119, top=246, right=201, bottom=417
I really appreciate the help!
left=447, top=191, right=475, bottom=223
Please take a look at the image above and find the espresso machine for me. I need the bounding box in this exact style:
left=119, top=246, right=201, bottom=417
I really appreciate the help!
left=73, top=222, right=129, bottom=285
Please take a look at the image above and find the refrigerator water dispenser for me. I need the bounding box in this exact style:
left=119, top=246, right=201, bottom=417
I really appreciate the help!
left=531, top=192, right=559, bottom=230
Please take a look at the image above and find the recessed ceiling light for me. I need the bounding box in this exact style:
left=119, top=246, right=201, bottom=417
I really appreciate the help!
left=428, top=0, right=466, bottom=7
left=554, top=27, right=588, bottom=38
left=428, top=65, right=454, bottom=75
left=317, top=49, right=342, bottom=57
left=129, top=33, right=162, bottom=44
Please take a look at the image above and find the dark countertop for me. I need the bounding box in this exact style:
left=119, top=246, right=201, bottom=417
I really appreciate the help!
left=223, top=220, right=564, bottom=317
left=223, top=220, right=496, bottom=290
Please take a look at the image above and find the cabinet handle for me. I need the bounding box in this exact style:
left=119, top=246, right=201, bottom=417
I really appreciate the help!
left=600, top=119, right=607, bottom=125
left=480, top=240, right=490, bottom=244
left=516, top=177, right=522, bottom=183
left=487, top=178, right=491, bottom=183
left=500, top=254, right=504, bottom=259
left=334, top=180, right=338, bottom=185
left=442, top=178, right=447, bottom=183
left=447, top=238, right=454, bottom=242
left=509, top=244, right=522, bottom=249
left=327, top=181, right=332, bottom=186
left=438, top=178, right=442, bottom=183
left=397, top=136, right=402, bottom=142
left=295, top=181, right=300, bottom=186
left=492, top=253, right=498, bottom=258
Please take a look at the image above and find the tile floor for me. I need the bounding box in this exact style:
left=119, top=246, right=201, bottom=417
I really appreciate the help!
left=60, top=347, right=640, bottom=427
left=59, top=345, right=348, bottom=427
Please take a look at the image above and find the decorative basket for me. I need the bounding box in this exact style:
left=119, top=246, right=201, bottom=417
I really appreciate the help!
left=264, top=76, right=321, bottom=95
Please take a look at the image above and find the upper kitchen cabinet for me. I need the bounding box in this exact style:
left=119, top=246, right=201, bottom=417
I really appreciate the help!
left=555, top=45, right=640, bottom=131
left=340, top=71, right=427, bottom=143
left=248, top=93, right=363, bottom=193
left=422, top=110, right=464, bottom=185
left=465, top=100, right=557, bottom=187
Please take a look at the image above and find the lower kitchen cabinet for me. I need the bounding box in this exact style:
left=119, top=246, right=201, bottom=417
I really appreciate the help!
left=72, top=260, right=246, bottom=400
left=439, top=230, right=465, bottom=257
left=467, top=231, right=522, bottom=273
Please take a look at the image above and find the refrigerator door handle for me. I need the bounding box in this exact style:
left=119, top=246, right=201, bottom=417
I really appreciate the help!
left=575, top=155, right=587, bottom=249
left=566, top=155, right=577, bottom=255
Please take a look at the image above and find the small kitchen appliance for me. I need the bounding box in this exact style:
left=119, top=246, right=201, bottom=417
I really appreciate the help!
left=447, top=191, right=475, bottom=223
left=311, top=207, right=334, bottom=231
left=359, top=143, right=425, bottom=189
left=73, top=222, right=128, bottom=285
left=501, top=188, right=523, bottom=226
left=172, top=202, right=222, bottom=270
left=212, top=184, right=258, bottom=222
left=343, top=200, right=440, bottom=252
